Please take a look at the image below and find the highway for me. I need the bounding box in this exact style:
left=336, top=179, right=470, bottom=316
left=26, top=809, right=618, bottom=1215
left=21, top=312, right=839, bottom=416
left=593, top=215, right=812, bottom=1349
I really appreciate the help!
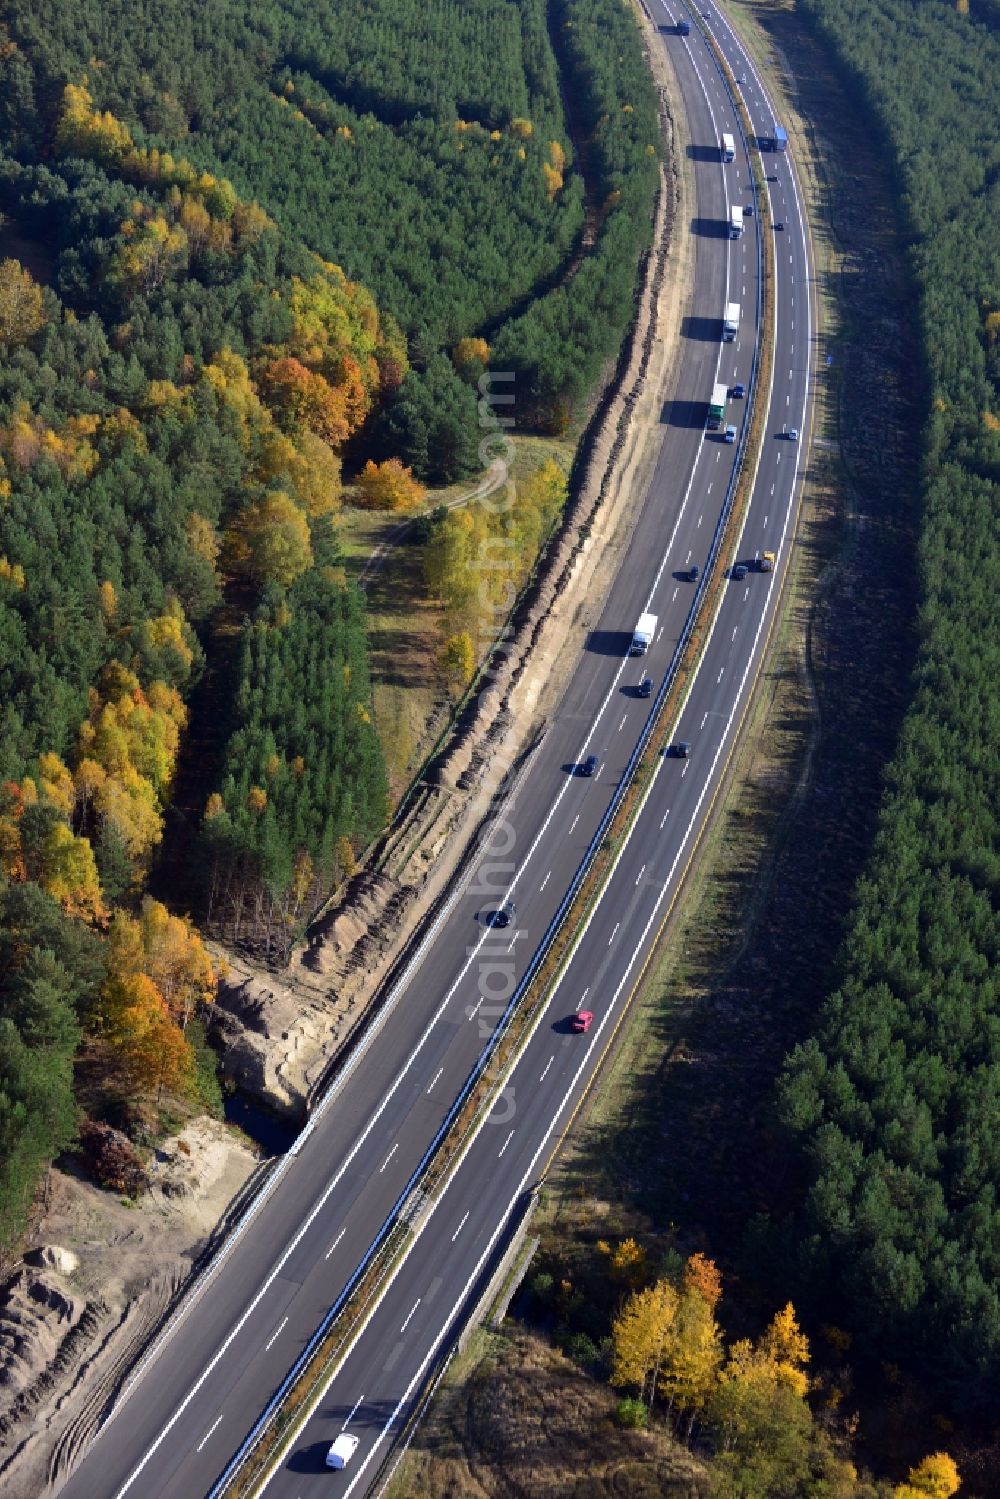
left=57, top=4, right=812, bottom=1497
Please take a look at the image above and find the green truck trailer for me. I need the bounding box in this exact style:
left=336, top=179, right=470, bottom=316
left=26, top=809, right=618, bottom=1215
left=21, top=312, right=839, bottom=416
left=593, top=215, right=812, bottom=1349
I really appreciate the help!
left=707, top=380, right=727, bottom=430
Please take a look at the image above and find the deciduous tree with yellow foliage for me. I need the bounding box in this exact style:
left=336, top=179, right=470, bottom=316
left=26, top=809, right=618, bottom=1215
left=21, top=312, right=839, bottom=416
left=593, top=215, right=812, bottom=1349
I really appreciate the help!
left=438, top=631, right=475, bottom=688
left=356, top=457, right=425, bottom=513
left=894, top=1452, right=961, bottom=1499
left=610, top=1277, right=679, bottom=1404
left=107, top=899, right=216, bottom=1031
left=452, top=337, right=490, bottom=383
left=229, top=491, right=313, bottom=588
left=660, top=1281, right=723, bottom=1430
left=0, top=258, right=46, bottom=347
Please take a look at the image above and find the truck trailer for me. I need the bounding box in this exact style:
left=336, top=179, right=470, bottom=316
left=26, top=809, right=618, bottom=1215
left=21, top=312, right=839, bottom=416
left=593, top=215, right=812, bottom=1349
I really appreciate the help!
left=729, top=204, right=743, bottom=238
left=721, top=132, right=735, bottom=162
left=631, top=612, right=658, bottom=656
left=707, top=381, right=728, bottom=430
left=723, top=302, right=740, bottom=341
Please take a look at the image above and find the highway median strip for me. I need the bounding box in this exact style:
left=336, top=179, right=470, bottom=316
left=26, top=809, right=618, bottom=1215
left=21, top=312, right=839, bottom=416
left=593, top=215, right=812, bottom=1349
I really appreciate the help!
left=216, top=39, right=777, bottom=1496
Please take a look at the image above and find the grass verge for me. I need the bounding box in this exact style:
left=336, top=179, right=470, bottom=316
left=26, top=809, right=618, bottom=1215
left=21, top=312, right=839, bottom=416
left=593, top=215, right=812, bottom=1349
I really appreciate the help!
left=339, top=433, right=577, bottom=802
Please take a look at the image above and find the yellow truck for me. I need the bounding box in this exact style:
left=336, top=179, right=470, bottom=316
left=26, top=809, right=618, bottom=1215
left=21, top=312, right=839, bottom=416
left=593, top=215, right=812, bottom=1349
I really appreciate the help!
left=759, top=550, right=776, bottom=573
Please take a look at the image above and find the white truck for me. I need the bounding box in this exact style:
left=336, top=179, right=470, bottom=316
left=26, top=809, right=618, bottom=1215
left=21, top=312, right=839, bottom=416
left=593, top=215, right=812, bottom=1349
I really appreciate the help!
left=723, top=301, right=740, bottom=341
left=729, top=205, right=743, bottom=239
left=721, top=132, right=735, bottom=162
left=630, top=612, right=658, bottom=656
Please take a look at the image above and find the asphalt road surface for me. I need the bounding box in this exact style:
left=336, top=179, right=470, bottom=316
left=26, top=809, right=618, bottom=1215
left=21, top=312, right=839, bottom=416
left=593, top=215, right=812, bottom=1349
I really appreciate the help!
left=57, top=5, right=812, bottom=1496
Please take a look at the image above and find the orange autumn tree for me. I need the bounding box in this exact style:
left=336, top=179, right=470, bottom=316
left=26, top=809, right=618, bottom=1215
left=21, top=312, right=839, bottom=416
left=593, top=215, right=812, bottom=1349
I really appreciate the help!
left=684, top=1252, right=723, bottom=1309
left=258, top=356, right=352, bottom=446
left=256, top=264, right=404, bottom=458
left=99, top=899, right=218, bottom=1098
left=101, top=971, right=195, bottom=1099
left=108, top=898, right=217, bottom=1031
left=0, top=781, right=27, bottom=879
left=3, top=665, right=188, bottom=908
left=355, top=457, right=425, bottom=513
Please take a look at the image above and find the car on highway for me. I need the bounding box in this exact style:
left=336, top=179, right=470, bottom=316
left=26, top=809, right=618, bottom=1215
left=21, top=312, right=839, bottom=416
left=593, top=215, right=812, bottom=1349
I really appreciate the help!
left=579, top=754, right=599, bottom=777
left=670, top=741, right=691, bottom=758
left=786, top=427, right=798, bottom=441
left=638, top=677, right=653, bottom=698
left=486, top=902, right=516, bottom=928
left=774, top=219, right=785, bottom=230
left=739, top=73, right=748, bottom=84
left=571, top=1010, right=594, bottom=1033
left=326, top=1433, right=360, bottom=1470
left=724, top=424, right=737, bottom=443
left=687, top=564, right=700, bottom=582
left=730, top=382, right=745, bottom=398
left=743, top=204, right=754, bottom=216
left=732, top=562, right=748, bottom=581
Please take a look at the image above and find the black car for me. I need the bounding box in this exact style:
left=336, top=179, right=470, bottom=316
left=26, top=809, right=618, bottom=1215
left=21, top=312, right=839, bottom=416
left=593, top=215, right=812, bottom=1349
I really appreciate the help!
left=732, top=563, right=749, bottom=581
left=730, top=382, right=746, bottom=399
left=774, top=220, right=785, bottom=230
left=688, top=564, right=700, bottom=582
left=743, top=204, right=754, bottom=217
left=638, top=677, right=653, bottom=699
left=580, top=754, right=600, bottom=777
left=486, top=902, right=516, bottom=928
left=671, top=741, right=692, bottom=759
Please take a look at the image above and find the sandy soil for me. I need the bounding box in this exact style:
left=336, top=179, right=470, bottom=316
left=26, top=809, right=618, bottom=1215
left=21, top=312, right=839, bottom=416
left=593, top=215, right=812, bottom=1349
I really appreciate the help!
left=0, top=1119, right=262, bottom=1496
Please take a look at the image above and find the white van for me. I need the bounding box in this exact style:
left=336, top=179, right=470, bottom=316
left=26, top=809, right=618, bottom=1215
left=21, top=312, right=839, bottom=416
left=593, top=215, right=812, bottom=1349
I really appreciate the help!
left=326, top=1433, right=360, bottom=1469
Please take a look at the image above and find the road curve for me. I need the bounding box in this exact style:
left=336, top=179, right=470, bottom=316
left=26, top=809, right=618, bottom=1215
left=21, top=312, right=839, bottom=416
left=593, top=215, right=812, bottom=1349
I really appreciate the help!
left=57, top=5, right=812, bottom=1496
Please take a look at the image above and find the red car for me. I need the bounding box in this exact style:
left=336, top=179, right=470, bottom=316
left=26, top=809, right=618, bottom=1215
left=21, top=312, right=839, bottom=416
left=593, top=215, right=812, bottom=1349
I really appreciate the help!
left=571, top=1010, right=594, bottom=1033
